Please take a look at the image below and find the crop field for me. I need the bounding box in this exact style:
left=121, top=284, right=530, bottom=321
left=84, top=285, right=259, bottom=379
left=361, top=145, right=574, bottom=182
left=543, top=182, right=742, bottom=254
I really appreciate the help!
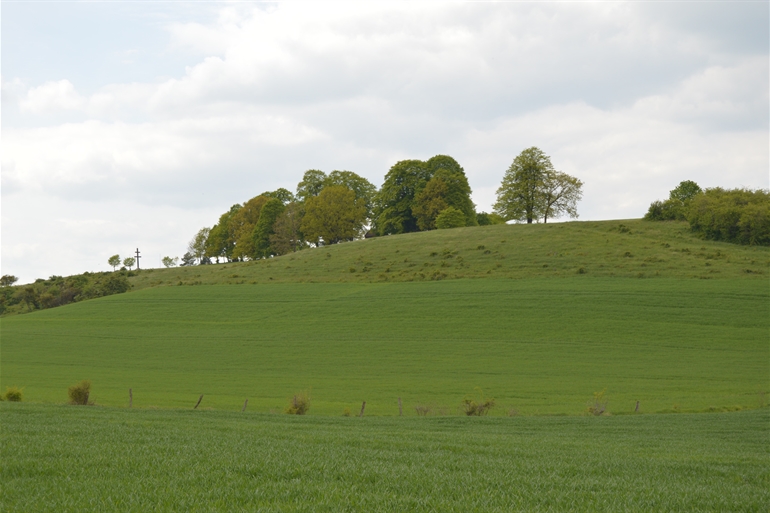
left=2, top=277, right=767, bottom=415
left=1, top=403, right=767, bottom=512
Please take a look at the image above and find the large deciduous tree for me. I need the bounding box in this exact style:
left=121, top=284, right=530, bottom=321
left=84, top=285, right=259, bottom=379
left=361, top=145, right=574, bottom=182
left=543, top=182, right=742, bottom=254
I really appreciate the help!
left=252, top=198, right=286, bottom=258
left=324, top=170, right=378, bottom=219
left=296, top=170, right=327, bottom=203
left=188, top=227, right=211, bottom=264
left=206, top=204, right=241, bottom=262
left=494, top=147, right=582, bottom=224
left=270, top=202, right=305, bottom=255
left=301, top=186, right=366, bottom=245
left=374, top=159, right=432, bottom=235
left=231, top=196, right=270, bottom=260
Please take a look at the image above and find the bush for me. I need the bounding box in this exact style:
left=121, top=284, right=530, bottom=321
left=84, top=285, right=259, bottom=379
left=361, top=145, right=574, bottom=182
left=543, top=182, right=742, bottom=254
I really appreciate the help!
left=644, top=180, right=703, bottom=221
left=285, top=390, right=310, bottom=415
left=68, top=380, right=92, bottom=405
left=435, top=207, right=467, bottom=229
left=587, top=389, right=608, bottom=416
left=461, top=389, right=495, bottom=416
left=4, top=386, right=23, bottom=402
left=687, top=188, right=770, bottom=246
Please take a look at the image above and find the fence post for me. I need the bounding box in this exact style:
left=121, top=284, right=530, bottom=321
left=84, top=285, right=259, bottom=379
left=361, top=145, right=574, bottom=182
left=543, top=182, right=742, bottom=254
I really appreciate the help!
left=194, top=394, right=204, bottom=409
left=359, top=401, right=366, bottom=417
left=398, top=397, right=402, bottom=416
left=129, top=388, right=133, bottom=408
left=242, top=399, right=248, bottom=412
left=635, top=400, right=640, bottom=412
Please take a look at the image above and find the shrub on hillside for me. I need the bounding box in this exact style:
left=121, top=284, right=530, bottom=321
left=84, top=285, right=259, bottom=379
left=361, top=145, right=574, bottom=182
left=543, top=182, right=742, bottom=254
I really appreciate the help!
left=285, top=390, right=310, bottom=415
left=68, top=380, right=92, bottom=405
left=687, top=188, right=770, bottom=246
left=587, top=389, right=608, bottom=416
left=644, top=180, right=703, bottom=221
left=436, top=207, right=467, bottom=229
left=4, top=386, right=23, bottom=402
left=461, top=389, right=495, bottom=416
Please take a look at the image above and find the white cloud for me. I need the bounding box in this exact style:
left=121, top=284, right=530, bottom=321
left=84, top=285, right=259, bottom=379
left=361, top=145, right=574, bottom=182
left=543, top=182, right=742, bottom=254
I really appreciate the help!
left=19, top=79, right=85, bottom=113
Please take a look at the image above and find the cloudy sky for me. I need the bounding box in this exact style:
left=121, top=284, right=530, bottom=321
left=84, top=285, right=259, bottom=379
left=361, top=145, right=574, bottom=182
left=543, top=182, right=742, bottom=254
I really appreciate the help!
left=2, top=1, right=768, bottom=283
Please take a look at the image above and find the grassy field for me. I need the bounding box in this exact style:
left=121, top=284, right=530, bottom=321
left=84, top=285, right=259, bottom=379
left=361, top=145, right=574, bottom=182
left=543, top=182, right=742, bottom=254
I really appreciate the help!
left=121, top=219, right=769, bottom=291
left=1, top=403, right=767, bottom=512
left=2, top=278, right=766, bottom=415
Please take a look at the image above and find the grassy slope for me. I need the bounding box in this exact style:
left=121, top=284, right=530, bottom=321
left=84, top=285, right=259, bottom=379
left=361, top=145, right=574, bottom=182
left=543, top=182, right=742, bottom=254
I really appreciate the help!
left=1, top=277, right=766, bottom=414
left=127, top=219, right=769, bottom=289
left=2, top=403, right=768, bottom=512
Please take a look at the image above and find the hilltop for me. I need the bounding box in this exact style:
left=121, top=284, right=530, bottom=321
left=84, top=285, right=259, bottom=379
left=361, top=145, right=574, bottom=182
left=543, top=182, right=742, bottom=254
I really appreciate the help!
left=130, top=219, right=768, bottom=291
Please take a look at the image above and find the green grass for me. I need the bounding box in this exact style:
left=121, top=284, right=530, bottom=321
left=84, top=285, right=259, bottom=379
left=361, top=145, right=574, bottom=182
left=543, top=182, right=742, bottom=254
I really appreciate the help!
left=123, top=219, right=769, bottom=291
left=2, top=278, right=767, bottom=415
left=2, top=403, right=767, bottom=512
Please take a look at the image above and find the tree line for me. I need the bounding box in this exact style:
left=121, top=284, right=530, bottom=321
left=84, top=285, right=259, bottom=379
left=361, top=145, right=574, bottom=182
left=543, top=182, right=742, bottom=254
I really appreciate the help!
left=645, top=181, right=770, bottom=246
left=176, top=148, right=583, bottom=265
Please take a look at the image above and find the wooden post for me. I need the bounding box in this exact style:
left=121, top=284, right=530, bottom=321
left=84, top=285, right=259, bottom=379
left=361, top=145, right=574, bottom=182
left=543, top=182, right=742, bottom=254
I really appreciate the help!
left=129, top=388, right=133, bottom=408
left=242, top=399, right=248, bottom=412
left=359, top=401, right=366, bottom=417
left=398, top=397, right=402, bottom=416
left=635, top=400, right=640, bottom=412
left=194, top=394, right=204, bottom=409
left=84, top=391, right=90, bottom=406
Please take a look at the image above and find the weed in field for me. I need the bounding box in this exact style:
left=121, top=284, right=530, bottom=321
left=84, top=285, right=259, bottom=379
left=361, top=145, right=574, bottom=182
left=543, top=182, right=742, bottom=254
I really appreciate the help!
left=68, top=380, right=92, bottom=405
left=4, top=386, right=23, bottom=402
left=342, top=407, right=351, bottom=417
left=462, top=389, right=495, bottom=416
left=285, top=390, right=310, bottom=415
left=587, top=389, right=608, bottom=416
left=414, top=404, right=431, bottom=416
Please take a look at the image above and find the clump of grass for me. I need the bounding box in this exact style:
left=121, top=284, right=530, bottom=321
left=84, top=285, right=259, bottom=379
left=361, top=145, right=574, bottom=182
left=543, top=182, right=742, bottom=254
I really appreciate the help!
left=587, top=389, right=608, bottom=416
left=462, top=389, right=495, bottom=416
left=342, top=407, right=351, bottom=417
left=68, top=380, right=92, bottom=405
left=4, top=386, right=23, bottom=402
left=285, top=390, right=310, bottom=415
left=414, top=404, right=432, bottom=416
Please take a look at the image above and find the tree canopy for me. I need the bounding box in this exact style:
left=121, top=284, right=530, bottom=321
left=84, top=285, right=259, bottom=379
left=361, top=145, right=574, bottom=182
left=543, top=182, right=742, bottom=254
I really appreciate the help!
left=301, top=186, right=366, bottom=245
left=494, top=147, right=582, bottom=224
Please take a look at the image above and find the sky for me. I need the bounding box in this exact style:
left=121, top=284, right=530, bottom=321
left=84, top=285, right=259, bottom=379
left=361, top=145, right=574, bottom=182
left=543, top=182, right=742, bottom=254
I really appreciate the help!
left=2, top=1, right=768, bottom=283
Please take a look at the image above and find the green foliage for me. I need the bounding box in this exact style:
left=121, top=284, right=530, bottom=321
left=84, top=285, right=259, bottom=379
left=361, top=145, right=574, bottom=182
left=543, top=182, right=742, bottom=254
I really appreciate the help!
left=0, top=274, right=19, bottom=287
left=374, top=159, right=432, bottom=235
left=188, top=227, right=211, bottom=264
left=301, top=186, right=366, bottom=245
left=375, top=155, right=474, bottom=234
left=122, top=257, right=136, bottom=270
left=252, top=198, right=285, bottom=258
left=687, top=188, right=770, bottom=246
left=4, top=386, right=23, bottom=402
left=206, top=204, right=242, bottom=262
left=495, top=147, right=582, bottom=224
left=68, top=380, right=92, bottom=405
left=461, top=388, right=495, bottom=416
left=670, top=180, right=703, bottom=203
left=107, top=255, right=121, bottom=271
left=162, top=256, right=179, bottom=268
left=295, top=169, right=327, bottom=203
left=435, top=207, right=467, bottom=229
left=476, top=212, right=505, bottom=226
left=263, top=188, right=295, bottom=204
left=270, top=202, right=306, bottom=255
left=231, top=195, right=271, bottom=260
left=324, top=170, right=378, bottom=220
left=285, top=390, right=310, bottom=415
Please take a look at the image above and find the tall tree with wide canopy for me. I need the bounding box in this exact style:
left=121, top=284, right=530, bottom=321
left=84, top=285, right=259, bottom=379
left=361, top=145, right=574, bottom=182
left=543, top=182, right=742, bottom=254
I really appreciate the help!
left=231, top=195, right=270, bottom=260
left=252, top=198, right=286, bottom=258
left=377, top=155, right=475, bottom=233
left=325, top=170, right=378, bottom=219
left=301, top=186, right=366, bottom=245
left=494, top=147, right=581, bottom=224
left=206, top=204, right=241, bottom=262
